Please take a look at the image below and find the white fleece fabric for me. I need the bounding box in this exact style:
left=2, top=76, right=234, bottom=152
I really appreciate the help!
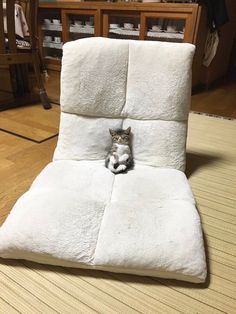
left=60, top=38, right=129, bottom=117
left=123, top=118, right=187, bottom=170
left=123, top=41, right=194, bottom=120
left=94, top=200, right=206, bottom=282
left=111, top=165, right=195, bottom=203
left=54, top=114, right=187, bottom=170
left=54, top=113, right=123, bottom=161
left=0, top=38, right=207, bottom=283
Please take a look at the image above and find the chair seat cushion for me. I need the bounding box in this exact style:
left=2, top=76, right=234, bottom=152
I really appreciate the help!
left=0, top=160, right=206, bottom=283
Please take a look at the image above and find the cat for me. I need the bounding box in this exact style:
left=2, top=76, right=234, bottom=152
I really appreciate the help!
left=105, top=127, right=133, bottom=174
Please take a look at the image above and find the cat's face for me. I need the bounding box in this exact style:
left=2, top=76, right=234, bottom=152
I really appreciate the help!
left=109, top=127, right=131, bottom=145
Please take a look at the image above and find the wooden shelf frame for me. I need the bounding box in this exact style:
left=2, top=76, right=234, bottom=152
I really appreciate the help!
left=61, top=9, right=100, bottom=42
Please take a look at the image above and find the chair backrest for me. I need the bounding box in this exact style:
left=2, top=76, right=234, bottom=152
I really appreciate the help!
left=54, top=38, right=195, bottom=172
left=0, top=0, right=38, bottom=53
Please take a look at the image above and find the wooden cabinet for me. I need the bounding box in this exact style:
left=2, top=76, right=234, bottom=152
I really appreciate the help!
left=38, top=2, right=201, bottom=72
left=101, top=6, right=198, bottom=43
left=38, top=1, right=236, bottom=99
left=39, top=1, right=236, bottom=90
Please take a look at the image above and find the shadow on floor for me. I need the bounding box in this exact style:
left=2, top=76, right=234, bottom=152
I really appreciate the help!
left=185, top=151, right=222, bottom=178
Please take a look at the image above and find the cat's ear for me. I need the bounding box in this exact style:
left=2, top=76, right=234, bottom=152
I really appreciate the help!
left=124, top=127, right=131, bottom=135
left=109, top=129, right=116, bottom=136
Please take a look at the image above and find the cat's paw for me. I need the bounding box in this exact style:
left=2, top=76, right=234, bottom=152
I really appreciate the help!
left=119, top=154, right=129, bottom=162
left=108, top=163, right=118, bottom=173
left=116, top=164, right=127, bottom=173
left=110, top=155, right=117, bottom=164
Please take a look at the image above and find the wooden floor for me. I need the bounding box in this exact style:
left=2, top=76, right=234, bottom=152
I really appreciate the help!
left=0, top=103, right=236, bottom=313
left=0, top=103, right=60, bottom=142
left=192, top=80, right=236, bottom=119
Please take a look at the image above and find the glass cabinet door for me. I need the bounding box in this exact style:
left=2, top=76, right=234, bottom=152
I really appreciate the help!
left=140, top=12, right=195, bottom=43
left=39, top=9, right=63, bottom=61
left=143, top=17, right=185, bottom=43
left=61, top=10, right=99, bottom=43
left=103, top=12, right=140, bottom=40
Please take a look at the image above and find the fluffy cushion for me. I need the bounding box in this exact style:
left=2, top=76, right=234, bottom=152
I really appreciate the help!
left=53, top=113, right=123, bottom=161
left=0, top=38, right=207, bottom=283
left=94, top=200, right=205, bottom=282
left=54, top=114, right=187, bottom=170
left=56, top=38, right=195, bottom=171
left=123, top=119, right=187, bottom=170
left=0, top=161, right=113, bottom=264
left=0, top=161, right=206, bottom=282
left=60, top=38, right=129, bottom=117
left=124, top=41, right=193, bottom=120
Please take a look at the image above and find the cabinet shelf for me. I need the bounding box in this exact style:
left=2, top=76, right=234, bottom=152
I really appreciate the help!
left=147, top=31, right=184, bottom=40
left=43, top=42, right=63, bottom=49
left=69, top=26, right=94, bottom=34
left=108, top=28, right=184, bottom=41
left=42, top=23, right=62, bottom=31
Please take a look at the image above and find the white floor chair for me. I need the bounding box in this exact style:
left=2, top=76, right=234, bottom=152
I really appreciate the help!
left=0, top=38, right=207, bottom=283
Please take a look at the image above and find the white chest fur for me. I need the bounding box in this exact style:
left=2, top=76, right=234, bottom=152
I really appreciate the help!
left=115, top=144, right=130, bottom=156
